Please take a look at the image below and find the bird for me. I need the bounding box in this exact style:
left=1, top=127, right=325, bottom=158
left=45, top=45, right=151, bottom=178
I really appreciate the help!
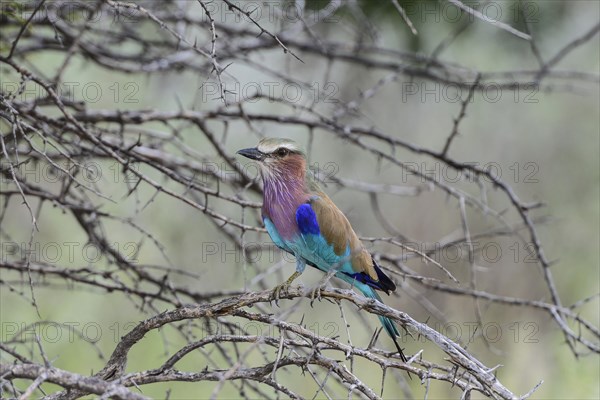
left=237, top=137, right=407, bottom=361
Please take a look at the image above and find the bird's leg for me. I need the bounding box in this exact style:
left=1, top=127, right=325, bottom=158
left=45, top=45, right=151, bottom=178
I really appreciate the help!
left=310, top=268, right=336, bottom=306
left=310, top=263, right=340, bottom=307
left=273, top=271, right=300, bottom=304
left=273, top=258, right=305, bottom=304
left=273, top=271, right=300, bottom=299
left=309, top=284, right=322, bottom=306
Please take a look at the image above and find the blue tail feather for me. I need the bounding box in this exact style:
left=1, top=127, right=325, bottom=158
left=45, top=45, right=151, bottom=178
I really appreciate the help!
left=358, top=284, right=407, bottom=362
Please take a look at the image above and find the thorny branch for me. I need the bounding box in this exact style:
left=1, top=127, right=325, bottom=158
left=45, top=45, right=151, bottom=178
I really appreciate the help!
left=1, top=0, right=598, bottom=399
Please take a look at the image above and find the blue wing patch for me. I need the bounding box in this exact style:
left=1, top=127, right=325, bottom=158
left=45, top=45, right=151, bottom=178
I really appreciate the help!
left=289, top=202, right=355, bottom=276
left=296, top=203, right=320, bottom=235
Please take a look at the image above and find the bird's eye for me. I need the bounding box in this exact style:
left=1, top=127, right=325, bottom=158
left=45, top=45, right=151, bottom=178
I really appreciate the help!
left=276, top=148, right=289, bottom=157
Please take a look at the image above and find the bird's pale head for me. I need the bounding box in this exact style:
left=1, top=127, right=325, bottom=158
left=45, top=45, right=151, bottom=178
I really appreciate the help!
left=237, top=138, right=307, bottom=181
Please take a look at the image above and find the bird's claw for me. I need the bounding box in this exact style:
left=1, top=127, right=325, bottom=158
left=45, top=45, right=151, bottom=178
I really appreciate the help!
left=272, top=282, right=290, bottom=306
left=310, top=284, right=326, bottom=307
left=272, top=271, right=301, bottom=307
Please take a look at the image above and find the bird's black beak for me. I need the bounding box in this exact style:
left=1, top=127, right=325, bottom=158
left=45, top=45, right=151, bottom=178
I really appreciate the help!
left=237, top=147, right=265, bottom=161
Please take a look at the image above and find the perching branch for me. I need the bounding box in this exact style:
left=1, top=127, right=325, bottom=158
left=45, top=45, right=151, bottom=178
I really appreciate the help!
left=43, top=287, right=521, bottom=400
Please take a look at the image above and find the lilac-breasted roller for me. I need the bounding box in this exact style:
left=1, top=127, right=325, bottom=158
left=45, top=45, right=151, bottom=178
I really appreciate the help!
left=237, top=138, right=407, bottom=361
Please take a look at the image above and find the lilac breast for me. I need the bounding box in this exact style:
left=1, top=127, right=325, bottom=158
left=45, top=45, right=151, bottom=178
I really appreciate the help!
left=262, top=179, right=309, bottom=240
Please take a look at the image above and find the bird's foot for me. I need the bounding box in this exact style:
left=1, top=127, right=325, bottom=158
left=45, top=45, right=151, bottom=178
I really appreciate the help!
left=310, top=283, right=327, bottom=307
left=271, top=271, right=302, bottom=307
left=272, top=282, right=291, bottom=306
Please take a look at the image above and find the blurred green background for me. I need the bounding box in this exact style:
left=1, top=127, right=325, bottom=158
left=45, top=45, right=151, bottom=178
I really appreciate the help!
left=1, top=0, right=599, bottom=398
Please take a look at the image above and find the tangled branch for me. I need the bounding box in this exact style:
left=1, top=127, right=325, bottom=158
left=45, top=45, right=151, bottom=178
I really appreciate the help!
left=1, top=0, right=598, bottom=398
